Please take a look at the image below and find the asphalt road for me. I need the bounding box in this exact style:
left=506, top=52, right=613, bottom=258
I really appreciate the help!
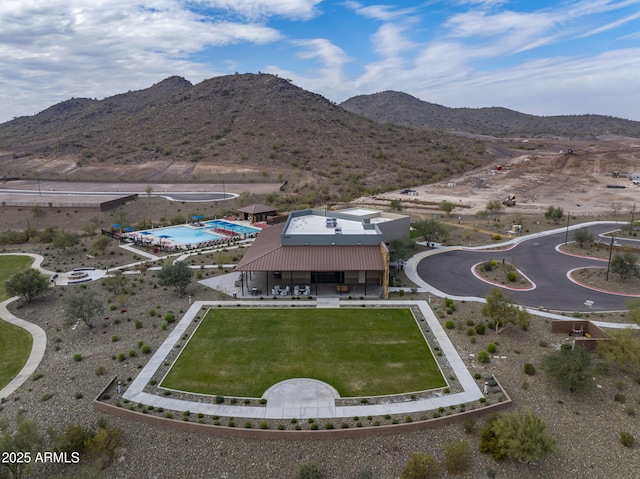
left=415, top=223, right=639, bottom=312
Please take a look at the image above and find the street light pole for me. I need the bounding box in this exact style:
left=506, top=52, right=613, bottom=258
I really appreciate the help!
left=565, top=211, right=570, bottom=244
left=606, top=235, right=615, bottom=281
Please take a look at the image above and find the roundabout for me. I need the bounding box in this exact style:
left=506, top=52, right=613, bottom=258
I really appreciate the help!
left=410, top=222, right=640, bottom=312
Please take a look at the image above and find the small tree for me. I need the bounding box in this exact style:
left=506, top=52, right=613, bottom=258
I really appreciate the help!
left=157, top=261, right=193, bottom=296
left=52, top=230, right=79, bottom=251
left=610, top=252, right=638, bottom=281
left=390, top=199, right=403, bottom=212
left=597, top=328, right=640, bottom=373
left=480, top=409, right=556, bottom=463
left=64, top=288, right=104, bottom=329
left=444, top=440, right=471, bottom=474
left=0, top=414, right=45, bottom=479
left=542, top=344, right=601, bottom=393
left=413, top=219, right=448, bottom=247
left=481, top=288, right=530, bottom=334
left=485, top=201, right=502, bottom=220
left=82, top=217, right=101, bottom=236
left=439, top=200, right=455, bottom=216
left=544, top=206, right=564, bottom=224
left=145, top=185, right=154, bottom=197
left=5, top=268, right=49, bottom=303
left=572, top=227, right=593, bottom=248
left=102, top=275, right=129, bottom=295
left=400, top=452, right=440, bottom=479
left=390, top=238, right=413, bottom=265
left=92, top=236, right=111, bottom=255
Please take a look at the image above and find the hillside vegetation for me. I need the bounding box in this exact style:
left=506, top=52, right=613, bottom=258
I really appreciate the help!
left=341, top=91, right=640, bottom=138
left=0, top=74, right=492, bottom=203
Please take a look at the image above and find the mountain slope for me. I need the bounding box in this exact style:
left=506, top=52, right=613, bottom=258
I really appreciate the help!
left=340, top=91, right=640, bottom=138
left=0, top=74, right=493, bottom=201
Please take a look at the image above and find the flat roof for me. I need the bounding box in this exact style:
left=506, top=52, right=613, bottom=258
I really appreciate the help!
left=338, top=208, right=379, bottom=216
left=284, top=214, right=379, bottom=236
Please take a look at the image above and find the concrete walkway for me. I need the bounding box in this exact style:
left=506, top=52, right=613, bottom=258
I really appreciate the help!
left=0, top=297, right=47, bottom=399
left=121, top=299, right=483, bottom=419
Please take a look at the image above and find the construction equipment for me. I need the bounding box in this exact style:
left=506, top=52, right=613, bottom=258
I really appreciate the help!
left=502, top=195, right=516, bottom=207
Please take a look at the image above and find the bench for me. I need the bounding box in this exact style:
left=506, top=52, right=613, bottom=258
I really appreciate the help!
left=336, top=285, right=349, bottom=294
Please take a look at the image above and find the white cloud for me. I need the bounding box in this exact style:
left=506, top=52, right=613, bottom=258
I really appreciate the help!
left=0, top=0, right=285, bottom=120
left=345, top=1, right=418, bottom=22
left=191, top=0, right=322, bottom=20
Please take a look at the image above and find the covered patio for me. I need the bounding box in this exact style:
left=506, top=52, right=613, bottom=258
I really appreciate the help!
left=235, top=223, right=389, bottom=298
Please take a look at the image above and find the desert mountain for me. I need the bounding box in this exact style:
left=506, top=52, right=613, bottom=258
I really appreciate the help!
left=340, top=91, right=640, bottom=138
left=0, top=74, right=493, bottom=201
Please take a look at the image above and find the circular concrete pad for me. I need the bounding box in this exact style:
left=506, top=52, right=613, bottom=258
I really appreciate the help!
left=264, top=378, right=339, bottom=419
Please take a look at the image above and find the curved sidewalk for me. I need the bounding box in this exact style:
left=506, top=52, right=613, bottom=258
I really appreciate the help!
left=0, top=297, right=47, bottom=399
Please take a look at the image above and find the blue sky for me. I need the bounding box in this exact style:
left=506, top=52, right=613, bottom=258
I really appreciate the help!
left=1, top=0, right=639, bottom=124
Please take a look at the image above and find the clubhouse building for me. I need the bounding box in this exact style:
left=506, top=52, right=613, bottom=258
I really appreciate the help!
left=236, top=208, right=410, bottom=298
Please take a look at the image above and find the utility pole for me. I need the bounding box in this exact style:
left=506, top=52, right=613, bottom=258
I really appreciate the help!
left=606, top=235, right=615, bottom=281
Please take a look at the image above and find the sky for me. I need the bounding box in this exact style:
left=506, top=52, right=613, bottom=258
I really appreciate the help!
left=1, top=0, right=640, bottom=124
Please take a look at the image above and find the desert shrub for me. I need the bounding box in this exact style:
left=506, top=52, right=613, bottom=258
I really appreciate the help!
left=507, top=271, right=517, bottom=282
left=466, top=327, right=474, bottom=336
left=148, top=309, right=156, bottom=316
left=493, top=234, right=502, bottom=241
left=400, top=453, right=440, bottom=479
left=215, top=395, right=224, bottom=404
left=524, top=363, right=536, bottom=375
left=480, top=409, right=556, bottom=462
left=140, top=344, right=152, bottom=354
left=445, top=320, right=455, bottom=329
left=444, top=440, right=472, bottom=474
left=483, top=262, right=493, bottom=272
left=298, top=461, right=322, bottom=479
left=72, top=353, right=82, bottom=362
left=487, top=343, right=497, bottom=354
left=134, top=320, right=143, bottom=329
left=83, top=422, right=125, bottom=469
left=462, top=417, right=476, bottom=434
left=111, top=335, right=119, bottom=342
left=478, top=351, right=491, bottom=363
left=614, top=393, right=626, bottom=403
left=475, top=323, right=486, bottom=335
left=445, top=298, right=455, bottom=310
left=49, top=424, right=93, bottom=454
left=164, top=312, right=176, bottom=323
left=620, top=431, right=635, bottom=447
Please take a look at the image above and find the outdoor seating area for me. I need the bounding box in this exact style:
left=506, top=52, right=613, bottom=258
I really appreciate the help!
left=270, top=285, right=311, bottom=297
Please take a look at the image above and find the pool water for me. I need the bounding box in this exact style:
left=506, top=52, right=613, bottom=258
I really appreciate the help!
left=146, top=226, right=223, bottom=244
left=205, top=220, right=260, bottom=235
left=137, top=220, right=260, bottom=245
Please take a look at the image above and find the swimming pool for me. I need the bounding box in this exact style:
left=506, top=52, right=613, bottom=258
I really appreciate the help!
left=144, top=226, right=223, bottom=244
left=204, top=219, right=260, bottom=235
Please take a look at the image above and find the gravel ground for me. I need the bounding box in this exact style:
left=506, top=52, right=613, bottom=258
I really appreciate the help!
left=1, top=242, right=640, bottom=479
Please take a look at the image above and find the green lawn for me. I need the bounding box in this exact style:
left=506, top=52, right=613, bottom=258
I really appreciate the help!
left=0, top=319, right=33, bottom=391
left=161, top=308, right=446, bottom=397
left=0, top=255, right=34, bottom=301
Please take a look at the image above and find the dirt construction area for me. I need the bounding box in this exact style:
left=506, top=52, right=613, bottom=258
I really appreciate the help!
left=357, top=136, right=640, bottom=217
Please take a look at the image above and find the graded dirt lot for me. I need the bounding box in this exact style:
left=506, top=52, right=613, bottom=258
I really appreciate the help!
left=356, top=136, right=640, bottom=218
